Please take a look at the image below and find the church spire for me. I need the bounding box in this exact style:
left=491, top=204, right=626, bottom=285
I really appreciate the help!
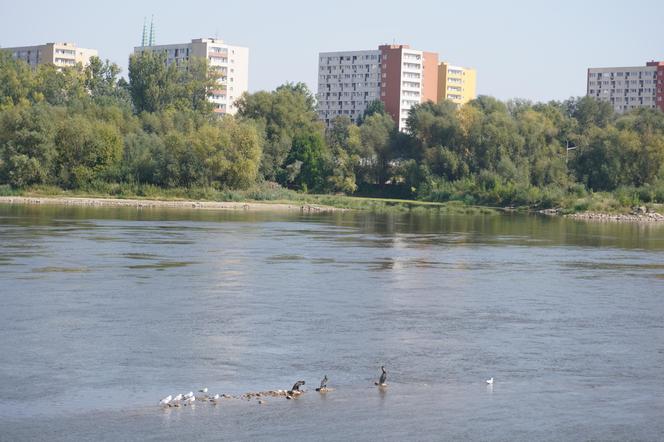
left=141, top=17, right=148, bottom=47
left=148, top=15, right=156, bottom=46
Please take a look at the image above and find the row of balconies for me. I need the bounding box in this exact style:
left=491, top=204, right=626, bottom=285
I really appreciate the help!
left=593, top=71, right=656, bottom=79
left=595, top=94, right=654, bottom=102
left=588, top=89, right=654, bottom=96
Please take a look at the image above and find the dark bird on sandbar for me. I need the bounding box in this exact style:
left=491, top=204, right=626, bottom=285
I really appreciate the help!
left=316, top=375, right=328, bottom=391
left=375, top=366, right=387, bottom=386
left=291, top=380, right=305, bottom=392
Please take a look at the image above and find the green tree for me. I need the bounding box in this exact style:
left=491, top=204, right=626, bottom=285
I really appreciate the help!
left=128, top=52, right=218, bottom=115
left=84, top=56, right=131, bottom=107
left=236, top=82, right=323, bottom=181
left=565, top=96, right=614, bottom=128
left=284, top=131, right=328, bottom=192
left=360, top=113, right=395, bottom=185
left=0, top=51, right=35, bottom=106
left=356, top=100, right=386, bottom=125
left=34, top=64, right=87, bottom=106
left=0, top=104, right=59, bottom=186
left=54, top=116, right=123, bottom=187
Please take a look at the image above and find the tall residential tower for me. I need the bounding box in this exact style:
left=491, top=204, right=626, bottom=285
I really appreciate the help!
left=379, top=44, right=439, bottom=131
left=587, top=61, right=664, bottom=113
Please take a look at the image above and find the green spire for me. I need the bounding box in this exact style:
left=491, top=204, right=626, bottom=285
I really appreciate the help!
left=149, top=15, right=156, bottom=46
left=141, top=17, right=148, bottom=47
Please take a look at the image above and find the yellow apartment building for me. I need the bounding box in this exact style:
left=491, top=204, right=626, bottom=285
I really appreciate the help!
left=437, top=62, right=476, bottom=105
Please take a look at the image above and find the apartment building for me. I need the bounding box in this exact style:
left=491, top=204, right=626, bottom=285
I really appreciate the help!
left=380, top=45, right=438, bottom=131
left=317, top=50, right=382, bottom=127
left=317, top=44, right=438, bottom=131
left=3, top=42, right=98, bottom=69
left=587, top=61, right=664, bottom=113
left=134, top=38, right=249, bottom=115
left=437, top=62, right=476, bottom=105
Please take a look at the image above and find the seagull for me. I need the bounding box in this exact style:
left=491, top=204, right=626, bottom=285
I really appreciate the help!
left=486, top=377, right=494, bottom=385
left=184, top=391, right=194, bottom=399
left=172, top=393, right=183, bottom=402
left=159, top=395, right=172, bottom=405
left=375, top=366, right=387, bottom=386
left=199, top=387, right=208, bottom=393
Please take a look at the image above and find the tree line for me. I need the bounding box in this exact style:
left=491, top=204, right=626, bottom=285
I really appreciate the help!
left=1, top=50, right=664, bottom=208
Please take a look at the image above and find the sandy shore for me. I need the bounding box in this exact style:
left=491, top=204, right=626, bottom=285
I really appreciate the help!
left=0, top=196, right=343, bottom=213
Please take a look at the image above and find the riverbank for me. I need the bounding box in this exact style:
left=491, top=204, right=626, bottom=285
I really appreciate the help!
left=0, top=185, right=499, bottom=214
left=4, top=186, right=663, bottom=221
left=4, top=194, right=664, bottom=222
left=0, top=196, right=342, bottom=213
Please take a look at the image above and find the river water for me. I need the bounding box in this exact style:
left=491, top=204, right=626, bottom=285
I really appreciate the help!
left=0, top=204, right=663, bottom=441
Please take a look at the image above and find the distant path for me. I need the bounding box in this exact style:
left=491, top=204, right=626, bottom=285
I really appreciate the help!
left=0, top=196, right=343, bottom=213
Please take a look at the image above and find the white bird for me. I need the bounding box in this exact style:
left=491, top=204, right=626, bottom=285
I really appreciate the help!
left=159, top=395, right=172, bottom=405
left=172, top=393, right=183, bottom=402
left=199, top=387, right=208, bottom=393
left=187, top=396, right=196, bottom=403
left=212, top=394, right=220, bottom=400
left=184, top=391, right=194, bottom=399
left=486, top=377, right=494, bottom=385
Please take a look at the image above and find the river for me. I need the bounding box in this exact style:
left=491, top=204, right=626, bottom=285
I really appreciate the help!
left=1, top=204, right=663, bottom=441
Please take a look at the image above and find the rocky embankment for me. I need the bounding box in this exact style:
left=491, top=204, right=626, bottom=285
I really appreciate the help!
left=541, top=206, right=664, bottom=222
left=0, top=196, right=342, bottom=213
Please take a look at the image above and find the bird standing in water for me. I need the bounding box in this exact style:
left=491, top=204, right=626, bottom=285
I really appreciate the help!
left=316, top=375, right=328, bottom=391
left=375, top=366, right=387, bottom=386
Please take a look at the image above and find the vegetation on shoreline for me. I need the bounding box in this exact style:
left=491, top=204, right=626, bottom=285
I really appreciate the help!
left=0, top=183, right=498, bottom=214
left=1, top=51, right=664, bottom=214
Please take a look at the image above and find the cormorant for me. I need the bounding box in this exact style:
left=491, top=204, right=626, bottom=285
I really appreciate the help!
left=316, top=375, right=328, bottom=391
left=291, top=380, right=305, bottom=391
left=375, top=366, right=387, bottom=386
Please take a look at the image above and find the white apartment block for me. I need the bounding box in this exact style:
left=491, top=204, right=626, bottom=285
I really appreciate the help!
left=587, top=61, right=664, bottom=114
left=317, top=50, right=382, bottom=126
left=134, top=38, right=249, bottom=115
left=3, top=42, right=98, bottom=69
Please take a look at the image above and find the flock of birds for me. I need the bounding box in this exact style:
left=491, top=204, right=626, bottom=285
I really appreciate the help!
left=159, top=367, right=495, bottom=407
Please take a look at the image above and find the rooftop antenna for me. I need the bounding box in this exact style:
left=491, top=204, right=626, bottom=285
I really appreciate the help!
left=149, top=15, right=156, bottom=46
left=141, top=17, right=148, bottom=47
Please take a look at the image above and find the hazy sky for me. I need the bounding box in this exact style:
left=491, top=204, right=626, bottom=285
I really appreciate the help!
left=2, top=0, right=663, bottom=102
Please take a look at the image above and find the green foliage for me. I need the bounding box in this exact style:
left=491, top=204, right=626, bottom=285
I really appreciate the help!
left=128, top=52, right=218, bottom=115
left=356, top=100, right=386, bottom=125
left=284, top=131, right=328, bottom=192
left=360, top=113, right=396, bottom=185
left=236, top=82, right=323, bottom=182
left=0, top=51, right=36, bottom=105
left=54, top=116, right=123, bottom=187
